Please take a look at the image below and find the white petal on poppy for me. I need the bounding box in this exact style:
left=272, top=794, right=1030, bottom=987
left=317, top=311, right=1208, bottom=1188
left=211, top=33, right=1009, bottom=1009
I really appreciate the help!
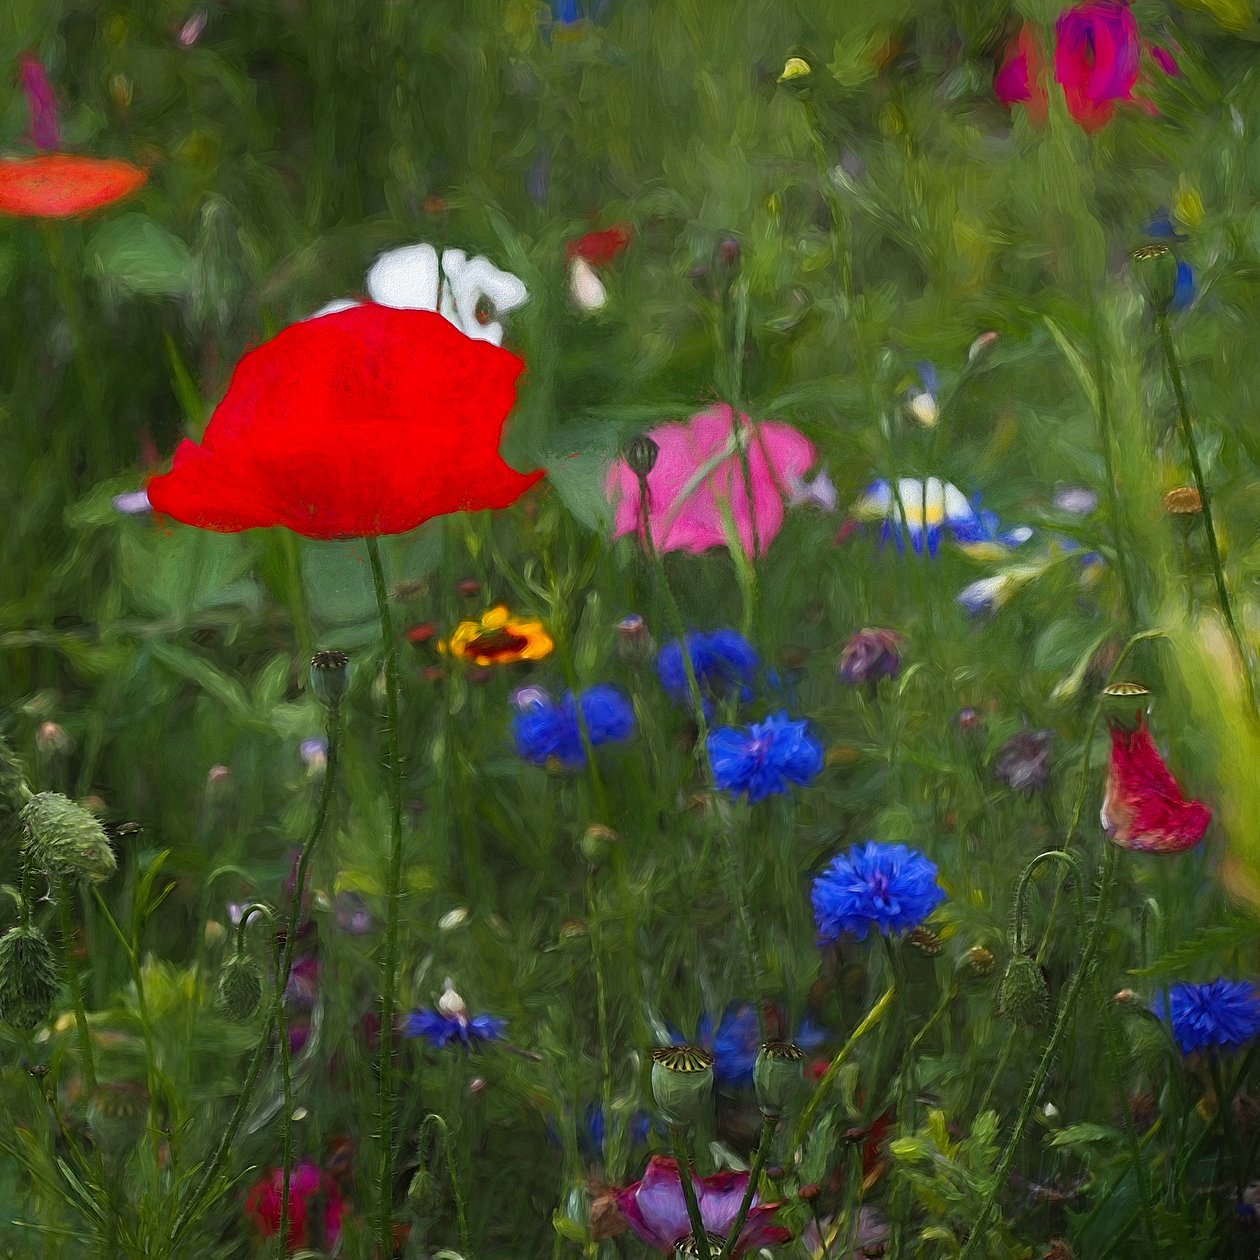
left=907, top=392, right=938, bottom=427
left=112, top=489, right=152, bottom=515
left=462, top=256, right=528, bottom=314
left=366, top=243, right=440, bottom=310
left=438, top=248, right=468, bottom=328
left=447, top=254, right=528, bottom=346
left=568, top=256, right=607, bottom=310
left=307, top=298, right=361, bottom=320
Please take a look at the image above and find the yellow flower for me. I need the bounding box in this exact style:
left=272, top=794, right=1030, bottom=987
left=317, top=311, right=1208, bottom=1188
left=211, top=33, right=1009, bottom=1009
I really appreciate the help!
left=439, top=606, right=553, bottom=666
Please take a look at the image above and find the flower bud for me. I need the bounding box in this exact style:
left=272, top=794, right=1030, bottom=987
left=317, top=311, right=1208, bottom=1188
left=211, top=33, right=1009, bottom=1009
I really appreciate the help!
left=649, top=1045, right=715, bottom=1128
left=838, top=629, right=902, bottom=686
left=1131, top=243, right=1179, bottom=315
left=964, top=945, right=996, bottom=978
left=778, top=56, right=812, bottom=84
left=86, top=1081, right=149, bottom=1156
left=21, top=792, right=117, bottom=883
left=675, top=1234, right=726, bottom=1258
left=996, top=954, right=1049, bottom=1028
left=907, top=926, right=944, bottom=956
left=580, top=823, right=619, bottom=861
left=624, top=435, right=659, bottom=480
left=715, top=236, right=741, bottom=275
left=1163, top=485, right=1202, bottom=516
left=0, top=925, right=60, bottom=1029
left=437, top=977, right=467, bottom=1020
left=615, top=614, right=654, bottom=665
left=309, top=650, right=350, bottom=711
left=217, top=952, right=263, bottom=1020
left=0, top=734, right=30, bottom=825
left=754, top=1040, right=804, bottom=1117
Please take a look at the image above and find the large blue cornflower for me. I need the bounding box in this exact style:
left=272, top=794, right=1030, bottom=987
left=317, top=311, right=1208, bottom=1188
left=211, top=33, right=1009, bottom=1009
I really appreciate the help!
left=1156, top=979, right=1260, bottom=1056
left=405, top=1008, right=505, bottom=1050
left=512, top=685, right=635, bottom=766
left=706, top=711, right=824, bottom=804
left=657, top=630, right=758, bottom=713
left=812, top=842, right=946, bottom=943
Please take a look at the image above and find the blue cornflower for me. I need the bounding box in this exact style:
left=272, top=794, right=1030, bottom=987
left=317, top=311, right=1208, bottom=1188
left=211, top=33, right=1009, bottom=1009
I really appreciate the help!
left=670, top=1004, right=829, bottom=1087
left=812, top=842, right=946, bottom=943
left=706, top=711, right=824, bottom=804
left=545, top=1105, right=654, bottom=1159
left=1156, top=979, right=1260, bottom=1056
left=512, top=684, right=635, bottom=766
left=657, top=630, right=758, bottom=714
left=405, top=983, right=505, bottom=1050
left=1171, top=260, right=1194, bottom=313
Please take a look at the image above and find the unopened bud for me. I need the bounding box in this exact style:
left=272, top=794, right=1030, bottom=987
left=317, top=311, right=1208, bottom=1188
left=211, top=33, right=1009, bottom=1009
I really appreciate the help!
left=217, top=952, right=263, bottom=1020
left=309, top=650, right=349, bottom=711
left=908, top=926, right=944, bottom=956
left=439, top=907, right=469, bottom=931
left=580, top=823, right=619, bottom=861
left=753, top=1040, right=804, bottom=1117
left=0, top=925, right=60, bottom=1029
left=1131, top=243, right=1179, bottom=315
left=21, top=792, right=117, bottom=883
left=997, top=954, right=1049, bottom=1027
left=649, top=1045, right=714, bottom=1128
left=778, top=56, right=812, bottom=84
left=623, top=435, right=659, bottom=480
left=964, top=945, right=996, bottom=977
left=86, top=1081, right=149, bottom=1156
left=36, top=722, right=70, bottom=756
left=1163, top=485, right=1202, bottom=516
left=437, top=978, right=467, bottom=1020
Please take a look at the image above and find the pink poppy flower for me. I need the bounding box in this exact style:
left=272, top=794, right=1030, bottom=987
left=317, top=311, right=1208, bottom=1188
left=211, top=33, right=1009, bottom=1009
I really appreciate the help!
left=606, top=403, right=816, bottom=558
left=614, top=1155, right=791, bottom=1254
left=994, top=24, right=1049, bottom=125
left=244, top=1159, right=345, bottom=1252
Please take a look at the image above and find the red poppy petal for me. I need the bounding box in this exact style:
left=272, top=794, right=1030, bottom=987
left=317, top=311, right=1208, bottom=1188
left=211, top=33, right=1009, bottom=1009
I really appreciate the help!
left=0, top=155, right=147, bottom=217
left=567, top=224, right=632, bottom=265
left=148, top=304, right=542, bottom=540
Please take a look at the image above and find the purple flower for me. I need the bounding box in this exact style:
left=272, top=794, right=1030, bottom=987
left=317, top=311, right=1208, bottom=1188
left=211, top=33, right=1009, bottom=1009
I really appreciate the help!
left=19, top=55, right=60, bottom=151
left=812, top=842, right=946, bottom=943
left=838, top=629, right=902, bottom=686
left=992, top=728, right=1054, bottom=794
left=707, top=711, right=824, bottom=804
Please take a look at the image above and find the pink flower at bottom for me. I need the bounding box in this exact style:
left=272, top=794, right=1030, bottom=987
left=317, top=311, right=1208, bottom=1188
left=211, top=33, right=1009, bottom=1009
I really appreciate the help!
left=244, top=1160, right=345, bottom=1252
left=614, top=1155, right=791, bottom=1254
left=606, top=403, right=816, bottom=558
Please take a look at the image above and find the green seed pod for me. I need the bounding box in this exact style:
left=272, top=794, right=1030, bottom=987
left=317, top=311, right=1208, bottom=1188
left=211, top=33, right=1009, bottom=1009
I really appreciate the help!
left=675, top=1233, right=726, bottom=1257
left=0, top=732, right=30, bottom=826
left=753, top=1040, right=805, bottom=1117
left=649, top=1045, right=714, bottom=1128
left=309, top=650, right=350, bottom=711
left=217, top=952, right=264, bottom=1021
left=21, top=792, right=117, bottom=883
left=1131, top=244, right=1179, bottom=316
left=86, top=1081, right=149, bottom=1156
left=0, top=924, right=61, bottom=1029
left=997, top=954, right=1049, bottom=1028
left=623, top=435, right=659, bottom=480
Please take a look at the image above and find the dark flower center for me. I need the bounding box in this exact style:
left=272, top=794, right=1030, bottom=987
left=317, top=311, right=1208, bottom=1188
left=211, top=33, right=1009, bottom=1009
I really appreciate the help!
left=469, top=628, right=530, bottom=659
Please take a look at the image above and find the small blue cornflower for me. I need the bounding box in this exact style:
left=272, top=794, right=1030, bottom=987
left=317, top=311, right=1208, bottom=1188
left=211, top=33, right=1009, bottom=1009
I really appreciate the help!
left=706, top=711, right=824, bottom=804
left=405, top=981, right=505, bottom=1051
left=657, top=630, right=758, bottom=713
left=1156, top=979, right=1260, bottom=1056
left=512, top=684, right=635, bottom=767
left=812, top=842, right=946, bottom=943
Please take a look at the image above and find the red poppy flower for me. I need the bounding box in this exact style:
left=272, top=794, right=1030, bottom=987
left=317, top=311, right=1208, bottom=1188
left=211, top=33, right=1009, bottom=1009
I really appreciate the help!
left=1101, top=714, right=1211, bottom=854
left=994, top=25, right=1049, bottom=125
left=567, top=224, right=632, bottom=265
left=146, top=304, right=543, bottom=539
left=0, top=154, right=147, bottom=218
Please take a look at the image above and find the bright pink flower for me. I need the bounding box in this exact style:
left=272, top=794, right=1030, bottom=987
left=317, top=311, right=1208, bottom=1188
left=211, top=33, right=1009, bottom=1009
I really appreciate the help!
left=614, top=1155, right=791, bottom=1254
left=606, top=403, right=816, bottom=558
left=18, top=54, right=60, bottom=151
left=994, top=25, right=1048, bottom=125
left=244, top=1160, right=345, bottom=1253
left=1101, top=715, right=1211, bottom=854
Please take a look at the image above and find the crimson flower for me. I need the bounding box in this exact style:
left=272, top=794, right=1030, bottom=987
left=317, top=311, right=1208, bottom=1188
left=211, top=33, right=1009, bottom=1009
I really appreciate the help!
left=1101, top=715, right=1211, bottom=853
left=147, top=304, right=543, bottom=539
left=567, top=223, right=631, bottom=310
left=243, top=1160, right=345, bottom=1253
left=614, top=1155, right=791, bottom=1254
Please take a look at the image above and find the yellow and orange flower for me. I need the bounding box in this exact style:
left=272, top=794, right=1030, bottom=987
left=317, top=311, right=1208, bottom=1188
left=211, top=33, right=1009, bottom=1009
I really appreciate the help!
left=439, top=606, right=553, bottom=666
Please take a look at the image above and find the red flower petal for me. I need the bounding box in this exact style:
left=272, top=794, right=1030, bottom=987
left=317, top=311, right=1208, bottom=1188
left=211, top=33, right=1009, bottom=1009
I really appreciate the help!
left=567, top=224, right=632, bottom=266
left=0, top=154, right=147, bottom=217
left=147, top=304, right=543, bottom=539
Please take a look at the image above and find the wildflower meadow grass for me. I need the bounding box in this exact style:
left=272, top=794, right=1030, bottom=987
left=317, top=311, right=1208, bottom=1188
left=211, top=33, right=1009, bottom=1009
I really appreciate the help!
left=5, top=1, right=1260, bottom=1258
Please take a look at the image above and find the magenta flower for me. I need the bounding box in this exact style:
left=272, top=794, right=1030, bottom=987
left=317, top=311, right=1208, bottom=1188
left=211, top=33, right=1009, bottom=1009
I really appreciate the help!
left=606, top=404, right=816, bottom=558
left=18, top=54, right=60, bottom=151
left=1054, top=1, right=1142, bottom=132
left=614, top=1155, right=791, bottom=1254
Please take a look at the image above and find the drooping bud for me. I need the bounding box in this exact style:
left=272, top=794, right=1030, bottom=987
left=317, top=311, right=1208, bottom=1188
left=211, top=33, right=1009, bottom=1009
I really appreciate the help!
left=996, top=954, right=1049, bottom=1027
left=624, top=435, right=660, bottom=481
left=86, top=1081, right=149, bottom=1156
left=649, top=1044, right=715, bottom=1128
left=217, top=952, right=264, bottom=1020
left=309, top=650, right=350, bottom=711
left=754, top=1040, right=805, bottom=1117
left=21, top=792, right=117, bottom=883
left=0, top=925, right=60, bottom=1029
left=1131, top=243, right=1180, bottom=316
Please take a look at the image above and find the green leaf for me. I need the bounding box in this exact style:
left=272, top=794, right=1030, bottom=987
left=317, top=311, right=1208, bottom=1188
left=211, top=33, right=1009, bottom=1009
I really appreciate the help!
left=86, top=214, right=193, bottom=297
left=1049, top=1122, right=1120, bottom=1147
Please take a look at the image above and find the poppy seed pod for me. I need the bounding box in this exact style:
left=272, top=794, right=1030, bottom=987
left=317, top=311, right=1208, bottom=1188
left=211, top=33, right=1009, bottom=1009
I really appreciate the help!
left=908, top=926, right=944, bottom=956
left=649, top=1045, right=715, bottom=1128
left=21, top=792, right=117, bottom=883
left=964, top=945, right=996, bottom=978
left=624, top=435, right=659, bottom=481
left=309, top=650, right=350, bottom=711
left=754, top=1040, right=805, bottom=1117
left=1131, top=244, right=1180, bottom=316
left=997, top=954, right=1049, bottom=1028
left=217, top=952, right=264, bottom=1021
left=0, top=924, right=61, bottom=1029
left=86, top=1081, right=150, bottom=1156
left=675, top=1233, right=726, bottom=1257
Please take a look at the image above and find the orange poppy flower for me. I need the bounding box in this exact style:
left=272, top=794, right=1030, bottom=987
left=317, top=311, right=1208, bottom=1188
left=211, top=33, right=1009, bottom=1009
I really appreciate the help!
left=0, top=154, right=147, bottom=219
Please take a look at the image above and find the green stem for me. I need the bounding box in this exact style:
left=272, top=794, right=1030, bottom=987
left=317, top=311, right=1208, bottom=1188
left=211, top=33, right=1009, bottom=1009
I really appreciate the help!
left=1209, top=1052, right=1246, bottom=1200
left=959, top=845, right=1120, bottom=1260
left=668, top=1126, right=711, bottom=1260
left=1157, top=312, right=1257, bottom=715
left=788, top=984, right=897, bottom=1160
left=367, top=535, right=405, bottom=1257
left=716, top=1116, right=774, bottom=1260
left=274, top=935, right=293, bottom=1260
left=58, top=881, right=96, bottom=1091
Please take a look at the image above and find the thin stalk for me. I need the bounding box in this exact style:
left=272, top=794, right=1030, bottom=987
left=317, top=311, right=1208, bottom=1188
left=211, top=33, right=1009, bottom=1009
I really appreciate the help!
left=716, top=1115, right=775, bottom=1260
left=587, top=866, right=617, bottom=1177
left=274, top=936, right=293, bottom=1260
left=959, top=844, right=1120, bottom=1260
left=58, top=882, right=96, bottom=1091
left=367, top=535, right=405, bottom=1258
left=1157, top=312, right=1257, bottom=714
left=668, top=1126, right=711, bottom=1260
left=1209, top=1052, right=1246, bottom=1201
